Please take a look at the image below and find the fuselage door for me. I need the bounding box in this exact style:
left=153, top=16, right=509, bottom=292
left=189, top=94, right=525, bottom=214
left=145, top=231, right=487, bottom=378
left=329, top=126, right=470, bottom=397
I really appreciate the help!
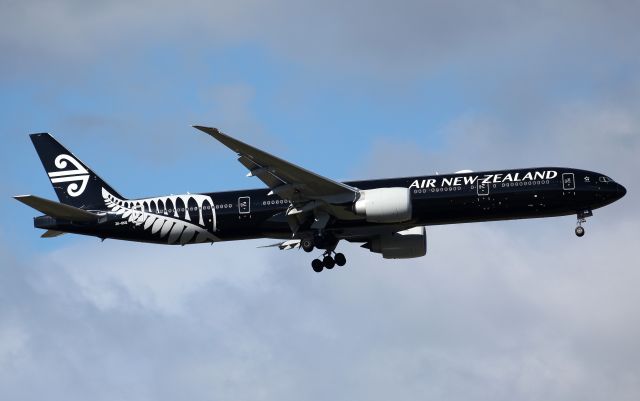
left=562, top=173, right=575, bottom=191
left=132, top=203, right=146, bottom=225
left=238, top=196, right=251, bottom=214
left=477, top=181, right=490, bottom=196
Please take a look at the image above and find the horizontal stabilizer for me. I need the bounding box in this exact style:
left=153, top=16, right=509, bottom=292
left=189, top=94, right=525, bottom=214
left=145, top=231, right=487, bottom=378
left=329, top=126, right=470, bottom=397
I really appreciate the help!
left=41, top=230, right=66, bottom=238
left=14, top=195, right=99, bottom=222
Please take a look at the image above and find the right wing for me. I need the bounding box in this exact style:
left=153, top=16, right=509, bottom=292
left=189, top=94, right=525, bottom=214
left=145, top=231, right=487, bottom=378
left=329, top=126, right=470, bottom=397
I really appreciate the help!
left=258, top=239, right=301, bottom=250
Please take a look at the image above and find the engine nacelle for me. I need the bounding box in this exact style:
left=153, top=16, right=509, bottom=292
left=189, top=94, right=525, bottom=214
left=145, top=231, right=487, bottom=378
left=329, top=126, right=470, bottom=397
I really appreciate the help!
left=365, top=226, right=427, bottom=259
left=354, top=187, right=412, bottom=223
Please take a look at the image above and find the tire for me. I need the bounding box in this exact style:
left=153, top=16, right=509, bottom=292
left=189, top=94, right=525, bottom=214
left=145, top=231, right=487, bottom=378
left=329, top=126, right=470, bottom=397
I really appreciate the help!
left=334, top=253, right=346, bottom=266
left=575, top=226, right=585, bottom=237
left=323, top=256, right=335, bottom=269
left=311, top=259, right=323, bottom=272
left=302, top=239, right=314, bottom=253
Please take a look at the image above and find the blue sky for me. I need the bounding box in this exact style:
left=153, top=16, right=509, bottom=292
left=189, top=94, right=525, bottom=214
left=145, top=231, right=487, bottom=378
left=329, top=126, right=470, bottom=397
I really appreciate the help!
left=1, top=1, right=639, bottom=400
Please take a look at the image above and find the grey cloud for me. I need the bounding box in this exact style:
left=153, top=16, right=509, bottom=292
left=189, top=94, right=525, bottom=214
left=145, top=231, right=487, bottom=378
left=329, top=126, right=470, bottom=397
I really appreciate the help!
left=2, top=216, right=639, bottom=400
left=2, top=1, right=639, bottom=400
left=2, top=1, right=638, bottom=81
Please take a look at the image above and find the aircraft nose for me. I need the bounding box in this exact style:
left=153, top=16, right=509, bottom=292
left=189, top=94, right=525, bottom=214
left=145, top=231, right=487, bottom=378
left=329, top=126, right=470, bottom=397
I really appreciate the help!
left=618, top=183, right=627, bottom=198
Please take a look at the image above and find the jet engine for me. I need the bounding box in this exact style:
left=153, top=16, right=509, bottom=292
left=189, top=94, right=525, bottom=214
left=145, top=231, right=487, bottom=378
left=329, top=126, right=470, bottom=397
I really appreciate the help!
left=363, top=226, right=427, bottom=259
left=354, top=187, right=412, bottom=223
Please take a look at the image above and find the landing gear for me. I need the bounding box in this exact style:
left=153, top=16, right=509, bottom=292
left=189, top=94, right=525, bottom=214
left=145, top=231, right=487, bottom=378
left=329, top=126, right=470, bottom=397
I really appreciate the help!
left=575, top=209, right=591, bottom=238
left=310, top=251, right=347, bottom=272
left=323, top=255, right=335, bottom=269
left=301, top=238, right=314, bottom=253
left=311, top=258, right=324, bottom=273
left=305, top=231, right=346, bottom=273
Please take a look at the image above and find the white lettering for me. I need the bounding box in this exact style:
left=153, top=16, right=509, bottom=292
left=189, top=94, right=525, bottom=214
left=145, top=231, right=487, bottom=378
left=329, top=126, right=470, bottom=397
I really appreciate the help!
left=463, top=176, right=478, bottom=185
left=441, top=177, right=454, bottom=186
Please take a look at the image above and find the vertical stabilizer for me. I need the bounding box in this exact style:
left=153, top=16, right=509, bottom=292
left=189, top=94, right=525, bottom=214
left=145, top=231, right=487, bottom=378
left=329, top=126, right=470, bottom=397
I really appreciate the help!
left=29, top=133, right=125, bottom=209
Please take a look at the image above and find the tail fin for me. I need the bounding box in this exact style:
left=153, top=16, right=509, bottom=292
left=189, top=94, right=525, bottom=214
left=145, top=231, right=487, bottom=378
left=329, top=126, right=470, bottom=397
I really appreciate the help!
left=29, top=133, right=125, bottom=209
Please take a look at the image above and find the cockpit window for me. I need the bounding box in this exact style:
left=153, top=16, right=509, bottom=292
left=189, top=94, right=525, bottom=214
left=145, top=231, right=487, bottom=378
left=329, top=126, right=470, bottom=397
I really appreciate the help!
left=599, top=176, right=613, bottom=183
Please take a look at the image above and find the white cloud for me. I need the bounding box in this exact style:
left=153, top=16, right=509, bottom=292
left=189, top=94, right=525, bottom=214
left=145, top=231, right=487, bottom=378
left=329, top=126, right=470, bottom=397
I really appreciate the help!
left=1, top=209, right=639, bottom=400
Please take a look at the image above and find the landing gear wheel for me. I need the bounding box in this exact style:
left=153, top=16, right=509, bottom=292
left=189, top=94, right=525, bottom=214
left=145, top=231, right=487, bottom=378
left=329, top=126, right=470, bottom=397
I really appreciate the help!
left=323, top=255, right=335, bottom=269
left=311, top=259, right=323, bottom=272
left=334, top=253, right=346, bottom=266
left=302, top=239, right=314, bottom=253
left=575, top=226, right=585, bottom=237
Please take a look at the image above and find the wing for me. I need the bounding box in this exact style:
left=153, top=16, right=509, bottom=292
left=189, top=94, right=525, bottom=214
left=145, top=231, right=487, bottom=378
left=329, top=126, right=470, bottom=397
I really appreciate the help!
left=258, top=239, right=301, bottom=250
left=193, top=126, right=358, bottom=204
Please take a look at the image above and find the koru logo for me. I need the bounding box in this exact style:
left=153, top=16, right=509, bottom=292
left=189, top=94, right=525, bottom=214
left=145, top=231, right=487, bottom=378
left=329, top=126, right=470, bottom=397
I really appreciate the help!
left=47, top=154, right=89, bottom=197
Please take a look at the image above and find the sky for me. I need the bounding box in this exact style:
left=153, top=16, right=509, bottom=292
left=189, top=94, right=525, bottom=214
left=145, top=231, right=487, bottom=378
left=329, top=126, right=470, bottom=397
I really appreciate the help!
left=1, top=1, right=639, bottom=400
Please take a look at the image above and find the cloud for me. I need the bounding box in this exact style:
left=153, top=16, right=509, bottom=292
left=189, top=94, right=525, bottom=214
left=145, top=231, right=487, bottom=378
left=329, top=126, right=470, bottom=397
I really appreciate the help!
left=2, top=0, right=638, bottom=82
left=2, top=1, right=639, bottom=400
left=1, top=213, right=639, bottom=400
left=355, top=94, right=640, bottom=194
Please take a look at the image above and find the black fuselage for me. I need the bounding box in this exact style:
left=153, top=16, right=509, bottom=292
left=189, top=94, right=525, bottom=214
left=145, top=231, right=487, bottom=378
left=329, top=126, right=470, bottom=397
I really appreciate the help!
left=36, top=167, right=626, bottom=244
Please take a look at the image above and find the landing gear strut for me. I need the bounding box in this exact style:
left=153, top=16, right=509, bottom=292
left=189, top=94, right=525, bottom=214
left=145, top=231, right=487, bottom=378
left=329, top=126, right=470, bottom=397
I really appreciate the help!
left=575, top=209, right=592, bottom=237
left=310, top=251, right=347, bottom=273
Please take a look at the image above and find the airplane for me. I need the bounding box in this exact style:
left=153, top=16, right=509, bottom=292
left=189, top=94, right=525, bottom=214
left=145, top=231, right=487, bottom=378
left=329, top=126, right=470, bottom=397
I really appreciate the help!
left=15, top=127, right=626, bottom=272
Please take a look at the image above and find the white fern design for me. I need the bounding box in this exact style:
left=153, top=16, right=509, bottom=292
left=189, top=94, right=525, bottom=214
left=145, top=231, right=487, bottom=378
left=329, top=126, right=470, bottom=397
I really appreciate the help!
left=102, top=188, right=219, bottom=245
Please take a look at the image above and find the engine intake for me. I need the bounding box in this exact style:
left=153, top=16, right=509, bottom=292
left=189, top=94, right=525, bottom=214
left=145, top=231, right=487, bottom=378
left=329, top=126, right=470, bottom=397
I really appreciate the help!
left=364, top=226, right=427, bottom=259
left=354, top=187, right=412, bottom=223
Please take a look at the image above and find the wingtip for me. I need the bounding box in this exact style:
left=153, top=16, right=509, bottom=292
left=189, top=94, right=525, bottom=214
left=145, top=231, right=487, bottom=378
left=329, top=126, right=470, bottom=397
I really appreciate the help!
left=192, top=125, right=219, bottom=134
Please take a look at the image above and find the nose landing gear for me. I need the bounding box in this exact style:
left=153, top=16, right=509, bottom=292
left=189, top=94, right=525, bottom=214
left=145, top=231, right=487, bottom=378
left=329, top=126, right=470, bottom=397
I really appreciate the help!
left=311, top=251, right=347, bottom=273
left=575, top=209, right=592, bottom=237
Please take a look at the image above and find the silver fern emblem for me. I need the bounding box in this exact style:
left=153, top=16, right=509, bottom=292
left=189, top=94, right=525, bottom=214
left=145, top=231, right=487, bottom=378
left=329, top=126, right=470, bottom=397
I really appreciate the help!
left=102, top=188, right=219, bottom=245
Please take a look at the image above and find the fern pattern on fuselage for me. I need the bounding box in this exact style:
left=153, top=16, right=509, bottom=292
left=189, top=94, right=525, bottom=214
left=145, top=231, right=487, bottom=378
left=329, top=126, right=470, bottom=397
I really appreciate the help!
left=101, top=188, right=218, bottom=244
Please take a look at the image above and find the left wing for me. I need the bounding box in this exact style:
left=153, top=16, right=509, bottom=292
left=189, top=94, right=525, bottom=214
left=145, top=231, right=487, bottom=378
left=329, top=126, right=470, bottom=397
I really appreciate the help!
left=193, top=126, right=358, bottom=204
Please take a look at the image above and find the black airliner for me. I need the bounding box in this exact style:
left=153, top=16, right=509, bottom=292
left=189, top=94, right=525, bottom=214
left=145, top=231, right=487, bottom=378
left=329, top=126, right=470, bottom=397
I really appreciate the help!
left=15, top=127, right=626, bottom=272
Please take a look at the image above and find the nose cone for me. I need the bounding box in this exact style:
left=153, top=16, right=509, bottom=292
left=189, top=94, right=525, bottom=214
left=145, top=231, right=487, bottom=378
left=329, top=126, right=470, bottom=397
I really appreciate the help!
left=618, top=183, right=627, bottom=199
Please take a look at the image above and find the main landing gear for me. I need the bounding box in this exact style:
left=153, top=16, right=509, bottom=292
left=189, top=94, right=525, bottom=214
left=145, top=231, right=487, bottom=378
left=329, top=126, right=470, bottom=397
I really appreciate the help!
left=311, top=251, right=347, bottom=273
left=575, top=209, right=592, bottom=237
